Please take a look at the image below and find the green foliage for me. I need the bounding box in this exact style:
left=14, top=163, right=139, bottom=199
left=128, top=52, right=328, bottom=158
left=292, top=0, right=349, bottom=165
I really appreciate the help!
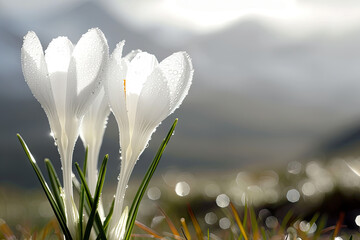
left=17, top=134, right=72, bottom=240
left=75, top=155, right=108, bottom=240
left=17, top=119, right=179, bottom=240
left=124, top=119, right=178, bottom=240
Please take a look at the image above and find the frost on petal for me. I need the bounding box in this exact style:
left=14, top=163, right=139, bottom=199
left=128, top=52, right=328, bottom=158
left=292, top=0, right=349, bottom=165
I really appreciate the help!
left=45, top=37, right=74, bottom=121
left=67, top=28, right=109, bottom=117
left=158, top=52, right=193, bottom=112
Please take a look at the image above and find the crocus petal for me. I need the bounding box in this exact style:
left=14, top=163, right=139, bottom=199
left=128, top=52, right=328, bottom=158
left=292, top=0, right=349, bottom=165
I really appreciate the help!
left=80, top=88, right=110, bottom=148
left=123, top=49, right=141, bottom=62
left=21, top=32, right=55, bottom=118
left=67, top=28, right=109, bottom=118
left=45, top=37, right=73, bottom=74
left=105, top=42, right=131, bottom=152
left=131, top=68, right=171, bottom=160
left=109, top=206, right=128, bottom=240
left=80, top=87, right=110, bottom=220
left=80, top=88, right=110, bottom=191
left=45, top=37, right=73, bottom=122
left=158, top=52, right=193, bottom=112
left=126, top=52, right=158, bottom=96
left=106, top=48, right=193, bottom=240
left=126, top=52, right=159, bottom=133
left=21, top=31, right=62, bottom=139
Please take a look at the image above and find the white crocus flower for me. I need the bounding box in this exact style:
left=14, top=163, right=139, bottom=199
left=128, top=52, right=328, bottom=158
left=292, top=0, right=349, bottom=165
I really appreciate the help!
left=105, top=43, right=193, bottom=239
left=21, top=28, right=109, bottom=235
left=79, top=87, right=110, bottom=220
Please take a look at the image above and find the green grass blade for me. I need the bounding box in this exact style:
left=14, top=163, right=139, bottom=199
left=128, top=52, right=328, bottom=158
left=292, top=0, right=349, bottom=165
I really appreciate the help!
left=313, top=215, right=327, bottom=240
left=260, top=227, right=267, bottom=240
left=17, top=134, right=72, bottom=240
left=124, top=119, right=178, bottom=240
left=44, top=158, right=65, bottom=221
left=249, top=206, right=259, bottom=239
left=79, top=147, right=89, bottom=239
left=242, top=201, right=248, bottom=230
left=103, top=199, right=115, bottom=231
left=280, top=210, right=293, bottom=231
left=83, top=155, right=108, bottom=240
left=307, top=212, right=320, bottom=234
left=75, top=160, right=107, bottom=240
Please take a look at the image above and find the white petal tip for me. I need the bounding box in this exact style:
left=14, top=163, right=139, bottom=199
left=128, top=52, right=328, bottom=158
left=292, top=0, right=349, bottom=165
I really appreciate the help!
left=22, top=31, right=40, bottom=48
left=116, top=40, right=126, bottom=48
left=83, top=28, right=108, bottom=47
left=23, top=31, right=36, bottom=40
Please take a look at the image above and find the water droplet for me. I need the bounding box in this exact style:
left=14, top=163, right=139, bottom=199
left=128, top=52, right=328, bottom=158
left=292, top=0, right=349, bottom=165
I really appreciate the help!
left=175, top=181, right=190, bottom=197
left=219, top=217, right=231, bottom=229
left=265, top=216, right=278, bottom=229
left=216, top=194, right=230, bottom=208
left=147, top=187, right=161, bottom=200
left=286, top=189, right=300, bottom=203
left=204, top=212, right=217, bottom=225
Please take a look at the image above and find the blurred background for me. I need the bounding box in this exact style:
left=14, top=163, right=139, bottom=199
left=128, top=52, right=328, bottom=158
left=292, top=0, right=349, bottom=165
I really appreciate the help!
left=3, top=0, right=360, bottom=235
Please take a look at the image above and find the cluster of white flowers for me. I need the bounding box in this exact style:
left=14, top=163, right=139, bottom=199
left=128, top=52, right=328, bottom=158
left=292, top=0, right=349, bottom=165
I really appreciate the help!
left=21, top=28, right=193, bottom=239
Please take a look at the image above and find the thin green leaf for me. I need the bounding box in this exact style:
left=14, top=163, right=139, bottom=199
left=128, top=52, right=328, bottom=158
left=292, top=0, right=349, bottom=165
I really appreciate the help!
left=313, top=215, right=327, bottom=240
left=307, top=212, right=320, bottom=234
left=83, top=155, right=108, bottom=240
left=281, top=210, right=293, bottom=231
left=242, top=201, right=248, bottom=230
left=96, top=199, right=115, bottom=240
left=44, top=158, right=65, bottom=221
left=79, top=147, right=88, bottom=239
left=73, top=176, right=91, bottom=217
left=260, top=227, right=266, bottom=240
left=124, top=119, right=178, bottom=240
left=249, top=206, right=259, bottom=239
left=75, top=160, right=107, bottom=240
left=103, top=199, right=115, bottom=231
left=17, top=134, right=72, bottom=240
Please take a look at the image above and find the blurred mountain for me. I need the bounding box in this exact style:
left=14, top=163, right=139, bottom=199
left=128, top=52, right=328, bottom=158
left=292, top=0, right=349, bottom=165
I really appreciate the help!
left=2, top=1, right=360, bottom=187
left=311, top=123, right=360, bottom=159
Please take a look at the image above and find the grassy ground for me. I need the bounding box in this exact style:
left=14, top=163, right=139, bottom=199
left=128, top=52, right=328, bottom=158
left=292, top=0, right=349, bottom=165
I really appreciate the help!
left=2, top=158, right=360, bottom=239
